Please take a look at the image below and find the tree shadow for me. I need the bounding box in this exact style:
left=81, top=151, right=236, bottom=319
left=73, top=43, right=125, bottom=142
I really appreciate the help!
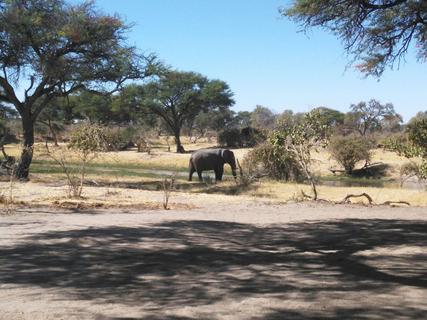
left=0, top=218, right=426, bottom=319
left=255, top=306, right=427, bottom=320
left=351, top=163, right=391, bottom=179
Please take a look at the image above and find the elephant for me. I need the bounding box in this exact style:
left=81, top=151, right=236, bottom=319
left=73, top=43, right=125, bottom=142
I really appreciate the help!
left=188, top=148, right=237, bottom=182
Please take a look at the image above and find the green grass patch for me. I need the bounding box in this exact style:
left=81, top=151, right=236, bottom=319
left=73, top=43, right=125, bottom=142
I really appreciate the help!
left=31, top=158, right=189, bottom=173
left=30, top=160, right=189, bottom=180
left=319, top=175, right=398, bottom=188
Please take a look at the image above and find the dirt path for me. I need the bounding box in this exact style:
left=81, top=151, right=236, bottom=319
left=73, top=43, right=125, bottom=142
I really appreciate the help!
left=1, top=201, right=426, bottom=320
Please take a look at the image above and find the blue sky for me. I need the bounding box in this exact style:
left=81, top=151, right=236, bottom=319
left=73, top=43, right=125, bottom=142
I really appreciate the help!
left=91, top=0, right=426, bottom=121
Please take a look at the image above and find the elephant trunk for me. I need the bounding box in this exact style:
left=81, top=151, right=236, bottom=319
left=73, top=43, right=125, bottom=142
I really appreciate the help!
left=230, top=161, right=237, bottom=179
left=232, top=168, right=237, bottom=179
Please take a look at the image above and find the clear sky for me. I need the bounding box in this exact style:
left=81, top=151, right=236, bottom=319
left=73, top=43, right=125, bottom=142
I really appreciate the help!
left=91, top=0, right=426, bottom=121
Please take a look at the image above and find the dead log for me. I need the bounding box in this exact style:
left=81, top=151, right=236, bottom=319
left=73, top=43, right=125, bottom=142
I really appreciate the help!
left=341, top=193, right=373, bottom=204
left=380, top=201, right=410, bottom=206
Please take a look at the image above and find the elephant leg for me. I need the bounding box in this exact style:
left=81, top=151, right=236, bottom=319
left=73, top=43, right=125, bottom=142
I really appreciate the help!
left=197, top=170, right=203, bottom=181
left=188, top=162, right=195, bottom=181
left=215, top=166, right=224, bottom=181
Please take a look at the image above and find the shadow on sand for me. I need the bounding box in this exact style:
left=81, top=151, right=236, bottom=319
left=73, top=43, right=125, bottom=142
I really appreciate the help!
left=0, top=218, right=426, bottom=319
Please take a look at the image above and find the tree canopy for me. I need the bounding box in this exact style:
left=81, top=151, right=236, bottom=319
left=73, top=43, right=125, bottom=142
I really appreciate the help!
left=134, top=70, right=234, bottom=152
left=250, top=105, right=276, bottom=130
left=349, top=99, right=398, bottom=136
left=283, top=0, right=427, bottom=76
left=0, top=0, right=154, bottom=178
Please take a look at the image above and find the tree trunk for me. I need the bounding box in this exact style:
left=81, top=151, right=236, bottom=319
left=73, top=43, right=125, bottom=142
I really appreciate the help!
left=48, top=119, right=59, bottom=146
left=15, top=117, right=35, bottom=180
left=174, top=131, right=185, bottom=153
left=309, top=177, right=318, bottom=201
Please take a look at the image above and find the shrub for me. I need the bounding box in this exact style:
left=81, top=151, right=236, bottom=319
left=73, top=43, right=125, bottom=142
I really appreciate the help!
left=240, top=127, right=266, bottom=147
left=407, top=119, right=427, bottom=152
left=384, top=120, right=427, bottom=181
left=243, top=143, right=303, bottom=181
left=398, top=161, right=423, bottom=186
left=218, top=128, right=241, bottom=147
left=218, top=127, right=266, bottom=148
left=47, top=123, right=109, bottom=198
left=68, top=123, right=109, bottom=153
left=269, top=110, right=330, bottom=200
left=102, top=127, right=137, bottom=151
left=329, top=136, right=374, bottom=174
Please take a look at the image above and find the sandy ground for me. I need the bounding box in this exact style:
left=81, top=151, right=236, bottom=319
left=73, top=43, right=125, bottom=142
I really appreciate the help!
left=1, top=192, right=427, bottom=319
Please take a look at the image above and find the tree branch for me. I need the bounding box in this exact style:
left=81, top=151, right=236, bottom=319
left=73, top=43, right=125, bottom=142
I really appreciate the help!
left=0, top=76, right=21, bottom=109
left=360, top=0, right=407, bottom=10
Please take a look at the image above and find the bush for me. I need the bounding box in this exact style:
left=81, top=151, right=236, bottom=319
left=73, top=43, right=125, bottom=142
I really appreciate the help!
left=101, top=127, right=136, bottom=151
left=47, top=123, right=110, bottom=198
left=218, top=128, right=241, bottom=147
left=243, top=143, right=303, bottom=181
left=69, top=123, right=109, bottom=153
left=329, top=136, right=374, bottom=174
left=240, top=127, right=266, bottom=147
left=218, top=127, right=266, bottom=148
left=0, top=121, right=18, bottom=146
left=383, top=120, right=427, bottom=180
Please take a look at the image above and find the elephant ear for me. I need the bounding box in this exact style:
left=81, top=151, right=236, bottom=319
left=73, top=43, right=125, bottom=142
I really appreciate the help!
left=222, top=149, right=234, bottom=163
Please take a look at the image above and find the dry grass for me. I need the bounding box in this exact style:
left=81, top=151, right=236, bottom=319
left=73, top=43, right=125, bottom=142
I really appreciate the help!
left=6, top=141, right=400, bottom=178
left=250, top=180, right=427, bottom=206
left=310, top=148, right=409, bottom=178
left=3, top=138, right=427, bottom=208
left=1, top=176, right=271, bottom=211
left=180, top=178, right=427, bottom=206
left=3, top=177, right=426, bottom=208
left=2, top=144, right=20, bottom=158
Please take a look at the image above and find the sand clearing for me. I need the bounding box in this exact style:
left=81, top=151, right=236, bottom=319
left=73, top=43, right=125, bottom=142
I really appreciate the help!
left=1, top=195, right=426, bottom=320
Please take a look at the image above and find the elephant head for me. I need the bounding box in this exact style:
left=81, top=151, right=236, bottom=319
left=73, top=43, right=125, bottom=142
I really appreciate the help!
left=221, top=149, right=237, bottom=178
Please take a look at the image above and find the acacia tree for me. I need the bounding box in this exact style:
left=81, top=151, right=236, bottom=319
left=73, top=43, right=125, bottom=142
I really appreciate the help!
left=271, top=110, right=329, bottom=200
left=283, top=0, right=427, bottom=76
left=74, top=91, right=114, bottom=124
left=192, top=108, right=236, bottom=140
left=36, top=98, right=66, bottom=146
left=111, top=84, right=158, bottom=127
left=0, top=0, right=154, bottom=179
left=348, top=99, right=399, bottom=136
left=250, top=105, right=276, bottom=130
left=134, top=70, right=234, bottom=153
left=235, top=111, right=252, bottom=128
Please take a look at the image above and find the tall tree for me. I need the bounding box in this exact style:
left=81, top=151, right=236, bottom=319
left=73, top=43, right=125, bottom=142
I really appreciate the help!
left=0, top=0, right=153, bottom=179
left=234, top=111, right=252, bottom=128
left=250, top=105, right=276, bottom=130
left=271, top=109, right=330, bottom=200
left=191, top=108, right=236, bottom=141
left=74, top=91, right=113, bottom=124
left=36, top=97, right=68, bottom=146
left=112, top=84, right=158, bottom=127
left=283, top=0, right=427, bottom=76
left=136, top=70, right=234, bottom=153
left=349, top=99, right=398, bottom=136
left=275, top=110, right=306, bottom=129
left=408, top=110, right=427, bottom=125
left=312, top=107, right=345, bottom=128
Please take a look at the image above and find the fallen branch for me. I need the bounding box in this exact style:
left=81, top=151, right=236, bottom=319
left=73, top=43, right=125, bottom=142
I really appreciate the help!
left=235, top=158, right=265, bottom=186
left=380, top=201, right=410, bottom=206
left=341, top=193, right=373, bottom=204
left=301, top=190, right=313, bottom=200
left=329, top=168, right=345, bottom=175
left=362, top=162, right=383, bottom=169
